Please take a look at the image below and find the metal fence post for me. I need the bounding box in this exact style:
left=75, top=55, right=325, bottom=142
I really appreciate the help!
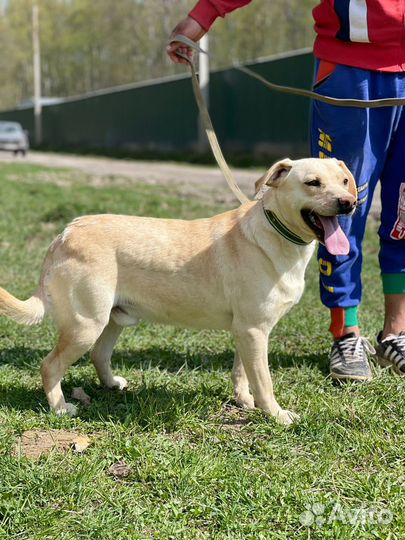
left=32, top=3, right=42, bottom=146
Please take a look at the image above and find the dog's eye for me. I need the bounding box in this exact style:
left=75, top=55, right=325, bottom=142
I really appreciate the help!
left=343, top=178, right=349, bottom=186
left=305, top=179, right=322, bottom=187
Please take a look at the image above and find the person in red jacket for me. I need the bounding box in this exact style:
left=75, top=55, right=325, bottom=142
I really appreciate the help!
left=167, top=1, right=405, bottom=383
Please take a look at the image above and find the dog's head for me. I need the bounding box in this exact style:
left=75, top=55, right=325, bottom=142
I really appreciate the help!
left=257, top=158, right=357, bottom=255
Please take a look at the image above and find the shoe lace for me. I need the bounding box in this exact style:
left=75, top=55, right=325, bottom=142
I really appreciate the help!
left=383, top=331, right=405, bottom=354
left=339, top=336, right=376, bottom=362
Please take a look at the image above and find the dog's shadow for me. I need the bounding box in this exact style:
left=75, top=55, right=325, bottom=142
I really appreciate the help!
left=0, top=346, right=328, bottom=429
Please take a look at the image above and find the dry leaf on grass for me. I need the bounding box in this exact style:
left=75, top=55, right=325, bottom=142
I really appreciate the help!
left=71, top=387, right=91, bottom=406
left=73, top=435, right=91, bottom=453
left=13, top=430, right=91, bottom=459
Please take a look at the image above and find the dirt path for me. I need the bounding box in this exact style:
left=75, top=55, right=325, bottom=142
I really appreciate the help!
left=0, top=150, right=260, bottom=203
left=0, top=150, right=381, bottom=214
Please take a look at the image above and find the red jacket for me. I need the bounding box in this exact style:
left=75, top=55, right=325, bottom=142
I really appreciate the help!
left=189, top=0, right=405, bottom=72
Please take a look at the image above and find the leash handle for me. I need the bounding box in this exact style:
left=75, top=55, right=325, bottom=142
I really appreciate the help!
left=172, top=34, right=208, bottom=57
left=172, top=34, right=250, bottom=205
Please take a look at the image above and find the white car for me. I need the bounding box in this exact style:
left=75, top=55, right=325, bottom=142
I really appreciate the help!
left=0, top=121, right=29, bottom=155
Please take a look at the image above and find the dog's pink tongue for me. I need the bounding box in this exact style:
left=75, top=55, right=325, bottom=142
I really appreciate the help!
left=318, top=216, right=350, bottom=256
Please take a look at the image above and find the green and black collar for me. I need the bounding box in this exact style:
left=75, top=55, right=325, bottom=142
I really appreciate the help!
left=262, top=204, right=310, bottom=246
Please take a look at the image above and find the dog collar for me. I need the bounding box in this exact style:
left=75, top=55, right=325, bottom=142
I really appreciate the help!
left=262, top=206, right=310, bottom=246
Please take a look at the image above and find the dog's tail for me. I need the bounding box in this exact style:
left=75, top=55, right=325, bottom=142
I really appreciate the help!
left=0, top=287, right=46, bottom=325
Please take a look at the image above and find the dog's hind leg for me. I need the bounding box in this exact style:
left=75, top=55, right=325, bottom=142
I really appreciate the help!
left=90, top=318, right=128, bottom=390
left=232, top=325, right=299, bottom=425
left=232, top=352, right=254, bottom=409
left=41, top=320, right=107, bottom=416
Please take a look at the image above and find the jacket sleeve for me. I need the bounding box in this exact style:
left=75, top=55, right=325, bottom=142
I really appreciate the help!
left=189, top=0, right=253, bottom=31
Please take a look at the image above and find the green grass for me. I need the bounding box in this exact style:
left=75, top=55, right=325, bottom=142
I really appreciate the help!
left=0, top=162, right=404, bottom=539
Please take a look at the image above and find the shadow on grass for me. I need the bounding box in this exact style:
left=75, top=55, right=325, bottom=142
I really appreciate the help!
left=0, top=345, right=235, bottom=372
left=0, top=379, right=229, bottom=430
left=0, top=346, right=329, bottom=373
left=0, top=346, right=329, bottom=429
left=0, top=346, right=233, bottom=428
left=0, top=383, right=48, bottom=413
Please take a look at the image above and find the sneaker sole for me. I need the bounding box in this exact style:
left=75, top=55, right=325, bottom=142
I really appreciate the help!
left=330, top=372, right=372, bottom=382
left=376, top=354, right=405, bottom=377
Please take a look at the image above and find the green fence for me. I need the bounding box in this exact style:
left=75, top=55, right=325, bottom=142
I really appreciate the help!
left=0, top=49, right=314, bottom=158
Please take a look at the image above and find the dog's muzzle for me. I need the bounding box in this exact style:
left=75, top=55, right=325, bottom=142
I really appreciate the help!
left=337, top=197, right=356, bottom=215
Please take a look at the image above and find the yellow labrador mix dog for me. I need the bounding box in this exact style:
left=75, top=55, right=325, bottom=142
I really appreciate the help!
left=0, top=158, right=356, bottom=425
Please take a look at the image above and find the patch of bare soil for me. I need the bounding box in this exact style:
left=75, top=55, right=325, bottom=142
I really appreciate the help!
left=0, top=150, right=259, bottom=202
left=0, top=151, right=382, bottom=213
left=13, top=430, right=91, bottom=459
left=212, top=404, right=252, bottom=432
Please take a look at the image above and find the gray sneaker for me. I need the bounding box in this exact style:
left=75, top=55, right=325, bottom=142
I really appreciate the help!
left=375, top=331, right=405, bottom=376
left=329, top=332, right=375, bottom=382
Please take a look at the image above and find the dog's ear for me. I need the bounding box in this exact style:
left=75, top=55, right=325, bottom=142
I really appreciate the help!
left=263, top=159, right=293, bottom=187
left=254, top=159, right=293, bottom=199
left=335, top=159, right=357, bottom=201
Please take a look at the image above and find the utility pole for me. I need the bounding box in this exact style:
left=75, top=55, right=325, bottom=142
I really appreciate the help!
left=32, top=3, right=42, bottom=146
left=198, top=34, right=209, bottom=152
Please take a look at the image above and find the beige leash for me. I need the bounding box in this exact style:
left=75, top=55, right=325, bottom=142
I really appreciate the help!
left=235, top=64, right=405, bottom=109
left=173, top=36, right=249, bottom=204
left=174, top=34, right=405, bottom=109
left=171, top=34, right=405, bottom=205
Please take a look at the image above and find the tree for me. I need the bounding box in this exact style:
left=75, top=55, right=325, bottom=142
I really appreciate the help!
left=0, top=0, right=317, bottom=111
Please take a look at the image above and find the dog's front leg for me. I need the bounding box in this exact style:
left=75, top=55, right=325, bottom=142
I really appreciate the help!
left=232, top=352, right=254, bottom=409
left=232, top=325, right=299, bottom=425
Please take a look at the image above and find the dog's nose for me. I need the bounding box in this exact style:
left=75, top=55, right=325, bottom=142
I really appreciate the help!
left=338, top=197, right=355, bottom=214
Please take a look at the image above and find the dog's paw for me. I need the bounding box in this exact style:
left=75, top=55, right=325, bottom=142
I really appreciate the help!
left=276, top=409, right=300, bottom=426
left=235, top=392, right=255, bottom=409
left=55, top=402, right=78, bottom=417
left=110, top=376, right=129, bottom=391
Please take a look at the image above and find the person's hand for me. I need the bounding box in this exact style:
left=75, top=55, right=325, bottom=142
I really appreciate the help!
left=167, top=16, right=206, bottom=64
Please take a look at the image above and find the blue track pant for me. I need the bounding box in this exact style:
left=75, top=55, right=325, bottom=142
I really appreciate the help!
left=310, top=60, right=405, bottom=312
